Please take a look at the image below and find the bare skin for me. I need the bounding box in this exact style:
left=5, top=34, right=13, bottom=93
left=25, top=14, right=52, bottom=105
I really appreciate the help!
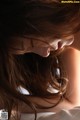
left=13, top=47, right=80, bottom=114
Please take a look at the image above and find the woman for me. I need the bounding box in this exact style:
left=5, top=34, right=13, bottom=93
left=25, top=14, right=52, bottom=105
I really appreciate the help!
left=0, top=0, right=80, bottom=120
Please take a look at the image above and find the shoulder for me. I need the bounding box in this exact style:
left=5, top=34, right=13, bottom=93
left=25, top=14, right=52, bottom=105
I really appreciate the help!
left=59, top=47, right=80, bottom=106
left=61, top=47, right=80, bottom=56
left=59, top=47, right=80, bottom=68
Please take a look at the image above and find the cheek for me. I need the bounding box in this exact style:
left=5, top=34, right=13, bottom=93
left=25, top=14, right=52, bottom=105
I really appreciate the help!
left=30, top=47, right=51, bottom=57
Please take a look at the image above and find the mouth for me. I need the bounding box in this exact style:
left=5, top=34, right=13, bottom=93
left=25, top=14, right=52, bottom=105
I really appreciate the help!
left=58, top=41, right=63, bottom=49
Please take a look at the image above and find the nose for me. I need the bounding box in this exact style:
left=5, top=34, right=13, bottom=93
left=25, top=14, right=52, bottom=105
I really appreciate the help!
left=32, top=47, right=51, bottom=57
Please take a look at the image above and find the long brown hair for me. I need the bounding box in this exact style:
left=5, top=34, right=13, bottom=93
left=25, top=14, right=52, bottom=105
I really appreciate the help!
left=0, top=0, right=80, bottom=120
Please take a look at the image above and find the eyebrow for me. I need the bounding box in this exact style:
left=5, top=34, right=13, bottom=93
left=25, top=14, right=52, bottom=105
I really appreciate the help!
left=23, top=35, right=55, bottom=50
left=24, top=35, right=51, bottom=46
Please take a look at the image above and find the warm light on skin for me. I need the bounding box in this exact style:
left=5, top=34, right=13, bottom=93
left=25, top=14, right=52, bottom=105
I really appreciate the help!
left=60, top=47, right=80, bottom=106
left=8, top=35, right=74, bottom=57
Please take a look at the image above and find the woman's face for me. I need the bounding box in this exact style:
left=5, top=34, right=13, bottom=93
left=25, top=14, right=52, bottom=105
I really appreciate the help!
left=8, top=35, right=74, bottom=57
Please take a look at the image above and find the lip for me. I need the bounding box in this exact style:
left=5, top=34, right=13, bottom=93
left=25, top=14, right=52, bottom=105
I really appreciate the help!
left=57, top=37, right=74, bottom=50
left=58, top=41, right=63, bottom=49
